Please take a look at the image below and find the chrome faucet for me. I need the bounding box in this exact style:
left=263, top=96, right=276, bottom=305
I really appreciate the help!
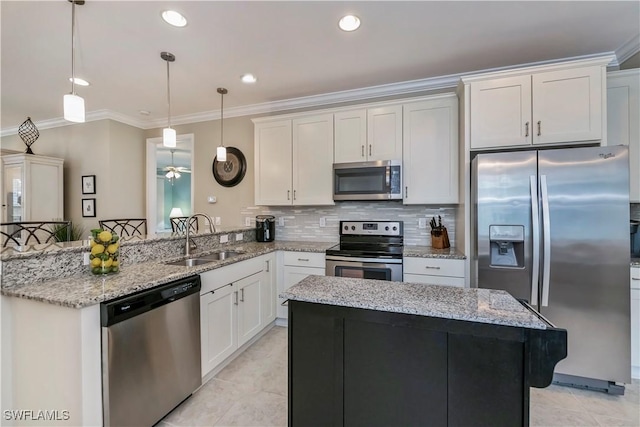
left=185, top=213, right=215, bottom=257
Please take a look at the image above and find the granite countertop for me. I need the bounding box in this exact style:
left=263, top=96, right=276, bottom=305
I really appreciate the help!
left=1, top=240, right=336, bottom=309
left=281, top=275, right=548, bottom=330
left=402, top=246, right=466, bottom=259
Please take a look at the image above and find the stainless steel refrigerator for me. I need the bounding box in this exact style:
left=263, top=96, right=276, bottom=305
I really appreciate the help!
left=472, top=145, right=631, bottom=394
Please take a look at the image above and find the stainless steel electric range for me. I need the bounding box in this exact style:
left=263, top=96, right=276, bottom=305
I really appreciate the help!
left=325, top=220, right=403, bottom=282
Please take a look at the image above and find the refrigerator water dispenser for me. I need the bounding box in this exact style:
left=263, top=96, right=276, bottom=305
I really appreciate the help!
left=489, top=225, right=524, bottom=268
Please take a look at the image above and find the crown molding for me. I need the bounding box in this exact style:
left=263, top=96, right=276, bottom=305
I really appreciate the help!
left=0, top=51, right=628, bottom=137
left=615, top=33, right=640, bottom=66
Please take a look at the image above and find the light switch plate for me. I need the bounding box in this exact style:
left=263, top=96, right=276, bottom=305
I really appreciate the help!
left=418, top=218, right=427, bottom=229
left=235, top=233, right=243, bottom=241
left=83, top=252, right=90, bottom=265
left=215, top=217, right=221, bottom=225
left=319, top=217, right=326, bottom=227
left=245, top=217, right=252, bottom=227
left=220, top=234, right=229, bottom=243
left=279, top=217, right=285, bottom=226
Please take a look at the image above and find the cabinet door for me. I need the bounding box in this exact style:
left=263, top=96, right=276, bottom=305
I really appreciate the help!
left=237, top=272, right=263, bottom=347
left=3, top=164, right=23, bottom=222
left=334, top=110, right=367, bottom=163
left=607, top=70, right=640, bottom=202
left=533, top=66, right=603, bottom=145
left=28, top=161, right=64, bottom=220
left=279, top=265, right=325, bottom=319
left=200, top=284, right=237, bottom=377
left=367, top=105, right=403, bottom=160
left=254, top=120, right=292, bottom=205
left=292, top=114, right=334, bottom=205
left=632, top=287, right=639, bottom=379
left=470, top=75, right=532, bottom=149
left=403, top=96, right=458, bottom=204
left=260, top=255, right=277, bottom=326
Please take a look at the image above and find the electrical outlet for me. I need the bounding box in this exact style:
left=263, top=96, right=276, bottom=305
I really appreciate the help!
left=245, top=217, right=252, bottom=227
left=418, top=218, right=427, bottom=229
left=83, top=252, right=90, bottom=265
left=235, top=233, right=243, bottom=241
left=278, top=217, right=285, bottom=226
left=220, top=234, right=229, bottom=243
left=215, top=217, right=221, bottom=225
left=319, top=217, right=326, bottom=227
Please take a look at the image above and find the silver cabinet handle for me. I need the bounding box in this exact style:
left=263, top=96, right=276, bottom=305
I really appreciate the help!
left=369, top=144, right=372, bottom=156
left=425, top=266, right=441, bottom=270
left=234, top=291, right=238, bottom=305
left=266, top=260, right=270, bottom=272
left=530, top=176, right=540, bottom=306
left=537, top=121, right=541, bottom=136
left=632, top=277, right=639, bottom=281
left=298, top=258, right=309, bottom=262
left=240, top=288, right=244, bottom=302
left=287, top=190, right=290, bottom=200
left=361, top=145, right=364, bottom=157
left=293, top=190, right=296, bottom=200
left=525, top=121, right=529, bottom=137
left=405, top=186, right=408, bottom=198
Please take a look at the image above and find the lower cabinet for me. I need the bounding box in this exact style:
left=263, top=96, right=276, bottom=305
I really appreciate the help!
left=632, top=266, right=639, bottom=379
left=403, top=257, right=466, bottom=287
left=278, top=251, right=325, bottom=319
left=200, top=253, right=275, bottom=377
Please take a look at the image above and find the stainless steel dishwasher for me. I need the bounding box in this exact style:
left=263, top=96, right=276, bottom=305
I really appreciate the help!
left=101, top=275, right=202, bottom=427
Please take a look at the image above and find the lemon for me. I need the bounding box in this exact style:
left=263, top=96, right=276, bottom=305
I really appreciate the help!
left=103, top=258, right=113, bottom=268
left=112, top=259, right=119, bottom=267
left=90, top=239, right=97, bottom=248
left=98, top=231, right=112, bottom=243
left=107, top=244, right=119, bottom=254
left=91, top=245, right=105, bottom=256
left=91, top=258, right=102, bottom=268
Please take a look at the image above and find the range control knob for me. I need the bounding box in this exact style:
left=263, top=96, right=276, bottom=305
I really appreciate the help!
left=351, top=226, right=356, bottom=231
left=393, top=226, right=398, bottom=231
left=344, top=225, right=348, bottom=231
left=385, top=226, right=389, bottom=231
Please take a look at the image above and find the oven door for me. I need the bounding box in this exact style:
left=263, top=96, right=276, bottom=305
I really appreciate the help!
left=325, top=256, right=403, bottom=282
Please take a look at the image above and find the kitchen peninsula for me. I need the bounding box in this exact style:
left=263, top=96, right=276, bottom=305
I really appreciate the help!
left=282, top=276, right=567, bottom=427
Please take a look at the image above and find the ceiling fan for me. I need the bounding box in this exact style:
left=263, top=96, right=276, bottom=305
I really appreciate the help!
left=159, top=149, right=191, bottom=179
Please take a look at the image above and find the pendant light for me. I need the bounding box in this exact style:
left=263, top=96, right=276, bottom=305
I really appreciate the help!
left=161, top=52, right=176, bottom=148
left=217, top=88, right=227, bottom=161
left=63, top=0, right=85, bottom=123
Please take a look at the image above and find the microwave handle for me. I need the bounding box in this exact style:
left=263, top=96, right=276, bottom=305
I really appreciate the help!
left=386, top=167, right=390, bottom=187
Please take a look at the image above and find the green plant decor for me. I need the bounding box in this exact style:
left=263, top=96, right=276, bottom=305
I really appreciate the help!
left=50, top=222, right=86, bottom=242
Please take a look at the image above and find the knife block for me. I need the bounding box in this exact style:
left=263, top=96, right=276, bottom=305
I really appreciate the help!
left=431, top=227, right=450, bottom=249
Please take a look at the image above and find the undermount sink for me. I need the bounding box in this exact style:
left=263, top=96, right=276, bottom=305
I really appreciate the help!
left=164, top=250, right=244, bottom=267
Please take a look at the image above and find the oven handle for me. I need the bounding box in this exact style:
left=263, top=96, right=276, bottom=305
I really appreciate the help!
left=325, top=255, right=403, bottom=264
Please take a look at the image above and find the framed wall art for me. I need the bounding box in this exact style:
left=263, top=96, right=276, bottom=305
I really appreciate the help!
left=82, top=198, right=96, bottom=217
left=82, top=175, right=96, bottom=194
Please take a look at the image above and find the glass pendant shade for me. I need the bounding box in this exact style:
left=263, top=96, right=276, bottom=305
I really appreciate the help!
left=163, top=127, right=176, bottom=148
left=63, top=93, right=85, bottom=123
left=217, top=145, right=227, bottom=161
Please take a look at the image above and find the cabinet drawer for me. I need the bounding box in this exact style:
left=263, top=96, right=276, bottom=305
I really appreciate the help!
left=403, top=257, right=464, bottom=278
left=403, top=274, right=465, bottom=287
left=283, top=251, right=325, bottom=268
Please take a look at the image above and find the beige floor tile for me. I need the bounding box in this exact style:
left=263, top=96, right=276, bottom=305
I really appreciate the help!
left=530, top=384, right=584, bottom=411
left=216, top=349, right=287, bottom=396
left=569, top=388, right=640, bottom=422
left=591, top=414, right=640, bottom=427
left=214, top=391, right=287, bottom=427
left=530, top=403, right=600, bottom=426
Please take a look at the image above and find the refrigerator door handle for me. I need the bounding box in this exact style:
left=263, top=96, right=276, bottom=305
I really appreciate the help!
left=540, top=175, right=551, bottom=307
left=530, top=176, right=540, bottom=306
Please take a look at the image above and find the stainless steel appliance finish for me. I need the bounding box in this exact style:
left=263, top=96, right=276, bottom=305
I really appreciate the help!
left=473, top=145, right=631, bottom=393
left=333, top=160, right=402, bottom=201
left=101, top=276, right=202, bottom=427
left=326, top=220, right=404, bottom=281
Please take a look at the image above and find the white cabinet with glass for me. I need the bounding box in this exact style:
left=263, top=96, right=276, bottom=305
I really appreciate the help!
left=1, top=153, right=64, bottom=222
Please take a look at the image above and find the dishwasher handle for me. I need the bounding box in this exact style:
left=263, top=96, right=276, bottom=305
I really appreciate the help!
left=101, top=275, right=201, bottom=327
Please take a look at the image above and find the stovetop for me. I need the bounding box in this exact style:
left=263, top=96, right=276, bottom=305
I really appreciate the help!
left=326, top=220, right=404, bottom=259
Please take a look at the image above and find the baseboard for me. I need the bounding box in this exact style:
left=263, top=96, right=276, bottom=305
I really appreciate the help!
left=632, top=365, right=639, bottom=380
left=275, top=317, right=288, bottom=327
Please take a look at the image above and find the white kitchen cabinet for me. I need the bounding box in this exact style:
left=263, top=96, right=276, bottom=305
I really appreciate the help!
left=1, top=153, right=64, bottom=222
left=200, top=254, right=275, bottom=377
left=402, top=94, right=458, bottom=204
left=632, top=266, right=640, bottom=379
left=334, top=106, right=402, bottom=163
left=403, top=257, right=466, bottom=287
left=254, top=114, right=334, bottom=206
left=607, top=69, right=640, bottom=202
left=468, top=65, right=604, bottom=149
left=278, top=251, right=325, bottom=319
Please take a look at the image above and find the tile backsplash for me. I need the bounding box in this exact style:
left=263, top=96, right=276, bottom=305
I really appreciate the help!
left=241, top=202, right=456, bottom=247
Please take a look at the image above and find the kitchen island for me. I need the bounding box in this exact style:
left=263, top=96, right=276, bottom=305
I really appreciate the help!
left=281, top=276, right=567, bottom=427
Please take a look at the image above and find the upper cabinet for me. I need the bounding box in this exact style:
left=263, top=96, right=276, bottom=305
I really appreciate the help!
left=1, top=153, right=64, bottom=222
left=254, top=114, right=334, bottom=206
left=467, top=64, right=606, bottom=150
left=334, top=106, right=402, bottom=163
left=607, top=69, right=640, bottom=202
left=403, top=94, right=459, bottom=204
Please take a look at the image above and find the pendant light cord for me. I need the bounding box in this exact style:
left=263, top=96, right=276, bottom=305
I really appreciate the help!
left=220, top=90, right=224, bottom=148
left=166, top=59, right=171, bottom=128
left=70, top=0, right=76, bottom=95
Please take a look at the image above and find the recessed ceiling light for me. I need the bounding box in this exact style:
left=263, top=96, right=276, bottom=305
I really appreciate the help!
left=241, top=74, right=257, bottom=84
left=338, top=15, right=360, bottom=32
left=68, top=77, right=90, bottom=86
left=162, top=10, right=187, bottom=27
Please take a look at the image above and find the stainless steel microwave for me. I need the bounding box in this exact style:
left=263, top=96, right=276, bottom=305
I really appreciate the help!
left=333, top=160, right=402, bottom=201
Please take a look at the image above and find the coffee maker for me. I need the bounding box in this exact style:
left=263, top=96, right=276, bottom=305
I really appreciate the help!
left=256, top=215, right=275, bottom=242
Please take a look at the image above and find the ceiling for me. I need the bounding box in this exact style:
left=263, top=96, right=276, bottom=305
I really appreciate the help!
left=2, top=1, right=639, bottom=135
